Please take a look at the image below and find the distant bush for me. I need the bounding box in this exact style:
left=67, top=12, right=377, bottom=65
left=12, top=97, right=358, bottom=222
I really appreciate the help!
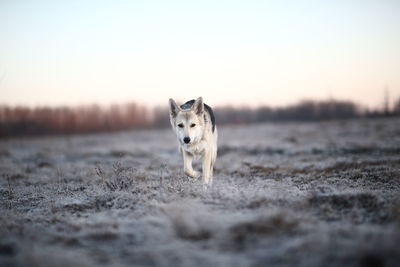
left=394, top=98, right=400, bottom=115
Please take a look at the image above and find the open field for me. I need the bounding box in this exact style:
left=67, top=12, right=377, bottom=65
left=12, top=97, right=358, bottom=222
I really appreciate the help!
left=1, top=118, right=400, bottom=267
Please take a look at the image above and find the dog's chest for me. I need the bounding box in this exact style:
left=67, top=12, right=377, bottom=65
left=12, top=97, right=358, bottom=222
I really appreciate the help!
left=183, top=143, right=204, bottom=157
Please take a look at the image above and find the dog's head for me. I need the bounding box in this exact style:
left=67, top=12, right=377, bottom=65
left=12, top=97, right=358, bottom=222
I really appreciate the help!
left=169, top=97, right=205, bottom=146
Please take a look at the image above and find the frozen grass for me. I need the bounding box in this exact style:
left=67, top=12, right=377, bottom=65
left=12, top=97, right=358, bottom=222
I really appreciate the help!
left=1, top=118, right=400, bottom=267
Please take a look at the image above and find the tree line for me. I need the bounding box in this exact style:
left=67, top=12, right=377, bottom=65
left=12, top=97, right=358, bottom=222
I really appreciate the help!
left=1, top=98, right=400, bottom=138
left=0, top=103, right=149, bottom=137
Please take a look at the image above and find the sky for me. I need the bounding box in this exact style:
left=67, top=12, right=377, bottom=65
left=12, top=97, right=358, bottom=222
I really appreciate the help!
left=0, top=0, right=400, bottom=109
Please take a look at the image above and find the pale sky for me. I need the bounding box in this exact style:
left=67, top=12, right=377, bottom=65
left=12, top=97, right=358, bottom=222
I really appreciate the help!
left=0, top=0, right=400, bottom=109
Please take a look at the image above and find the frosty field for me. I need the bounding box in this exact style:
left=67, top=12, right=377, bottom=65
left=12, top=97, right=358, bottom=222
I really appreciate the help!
left=1, top=118, right=400, bottom=267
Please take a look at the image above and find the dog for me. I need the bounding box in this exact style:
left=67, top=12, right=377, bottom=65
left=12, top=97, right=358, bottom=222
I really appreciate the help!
left=169, top=97, right=218, bottom=185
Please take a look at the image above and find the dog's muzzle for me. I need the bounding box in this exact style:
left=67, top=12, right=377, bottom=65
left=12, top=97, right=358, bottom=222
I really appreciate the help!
left=183, top=137, right=190, bottom=144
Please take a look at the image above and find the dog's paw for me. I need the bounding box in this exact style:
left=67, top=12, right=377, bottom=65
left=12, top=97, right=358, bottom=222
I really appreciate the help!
left=184, top=170, right=200, bottom=179
left=202, top=182, right=212, bottom=190
left=193, top=172, right=201, bottom=179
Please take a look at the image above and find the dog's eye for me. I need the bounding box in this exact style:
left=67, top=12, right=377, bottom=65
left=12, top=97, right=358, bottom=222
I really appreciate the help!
left=178, top=123, right=184, bottom=128
left=190, top=123, right=196, bottom=128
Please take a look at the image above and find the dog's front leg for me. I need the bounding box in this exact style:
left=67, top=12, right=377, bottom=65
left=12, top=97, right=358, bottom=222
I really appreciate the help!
left=183, top=152, right=200, bottom=179
left=202, top=152, right=212, bottom=185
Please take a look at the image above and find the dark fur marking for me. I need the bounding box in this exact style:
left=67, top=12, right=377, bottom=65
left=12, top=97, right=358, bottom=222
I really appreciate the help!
left=180, top=99, right=216, bottom=132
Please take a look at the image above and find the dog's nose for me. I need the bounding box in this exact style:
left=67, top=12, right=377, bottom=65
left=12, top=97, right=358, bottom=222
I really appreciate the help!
left=183, top=137, right=190, bottom=144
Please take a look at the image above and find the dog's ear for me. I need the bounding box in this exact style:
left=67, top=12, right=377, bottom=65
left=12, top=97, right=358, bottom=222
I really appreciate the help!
left=192, top=97, right=204, bottom=115
left=169, top=98, right=180, bottom=118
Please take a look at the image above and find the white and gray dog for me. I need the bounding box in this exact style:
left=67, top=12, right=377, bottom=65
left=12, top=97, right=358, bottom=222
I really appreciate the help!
left=169, top=97, right=218, bottom=185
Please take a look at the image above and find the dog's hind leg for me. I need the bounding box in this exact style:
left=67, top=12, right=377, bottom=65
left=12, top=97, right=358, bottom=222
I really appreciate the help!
left=209, top=163, right=214, bottom=185
left=183, top=152, right=200, bottom=179
left=202, top=152, right=212, bottom=185
left=208, top=145, right=217, bottom=185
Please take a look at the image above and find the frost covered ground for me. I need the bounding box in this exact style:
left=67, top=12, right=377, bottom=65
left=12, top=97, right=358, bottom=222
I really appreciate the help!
left=1, top=118, right=400, bottom=267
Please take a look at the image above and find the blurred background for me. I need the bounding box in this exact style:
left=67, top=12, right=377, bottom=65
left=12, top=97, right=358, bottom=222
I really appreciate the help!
left=1, top=0, right=400, bottom=137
